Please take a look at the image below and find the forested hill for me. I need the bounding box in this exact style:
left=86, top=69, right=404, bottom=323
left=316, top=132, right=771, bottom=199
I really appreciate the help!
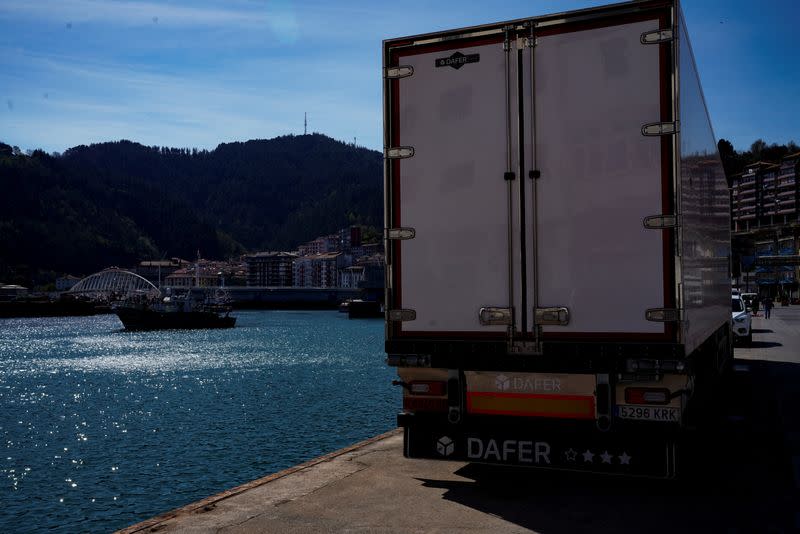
left=0, top=134, right=382, bottom=282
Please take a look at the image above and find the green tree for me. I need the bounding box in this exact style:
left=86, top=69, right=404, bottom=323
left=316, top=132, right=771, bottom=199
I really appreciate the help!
left=750, top=139, right=767, bottom=161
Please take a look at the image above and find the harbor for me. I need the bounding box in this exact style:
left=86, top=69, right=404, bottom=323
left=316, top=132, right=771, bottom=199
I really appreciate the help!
left=0, top=284, right=367, bottom=317
left=1, top=0, right=798, bottom=532
left=119, top=306, right=800, bottom=533
left=0, top=311, right=394, bottom=533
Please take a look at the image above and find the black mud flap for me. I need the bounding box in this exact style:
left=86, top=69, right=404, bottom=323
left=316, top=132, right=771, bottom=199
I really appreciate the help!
left=403, top=424, right=677, bottom=479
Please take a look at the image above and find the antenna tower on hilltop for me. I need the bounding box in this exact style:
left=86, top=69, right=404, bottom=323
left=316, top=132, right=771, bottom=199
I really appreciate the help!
left=304, top=112, right=307, bottom=135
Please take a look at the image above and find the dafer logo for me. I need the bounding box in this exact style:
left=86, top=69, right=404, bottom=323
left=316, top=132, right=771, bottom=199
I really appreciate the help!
left=495, top=374, right=510, bottom=391
left=435, top=51, right=480, bottom=70
left=494, top=374, right=562, bottom=393
left=436, top=436, right=455, bottom=457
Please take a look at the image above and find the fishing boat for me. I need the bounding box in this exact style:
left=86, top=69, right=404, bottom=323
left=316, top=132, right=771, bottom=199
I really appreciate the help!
left=114, top=289, right=235, bottom=331
left=347, top=299, right=384, bottom=319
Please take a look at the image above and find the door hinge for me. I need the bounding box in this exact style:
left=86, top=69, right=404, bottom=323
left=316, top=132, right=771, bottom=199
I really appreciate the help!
left=386, top=227, right=415, bottom=240
left=645, top=308, right=683, bottom=322
left=643, top=214, right=680, bottom=229
left=524, top=21, right=537, bottom=48
left=640, top=28, right=674, bottom=44
left=523, top=37, right=538, bottom=48
left=641, top=122, right=679, bottom=136
left=479, top=307, right=512, bottom=326
left=387, top=309, right=416, bottom=322
left=385, top=146, right=415, bottom=159
left=535, top=307, right=570, bottom=326
left=503, top=25, right=515, bottom=51
left=384, top=65, right=414, bottom=79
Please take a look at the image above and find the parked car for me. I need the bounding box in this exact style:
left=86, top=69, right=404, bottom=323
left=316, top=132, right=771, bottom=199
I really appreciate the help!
left=732, top=295, right=752, bottom=346
left=740, top=292, right=758, bottom=313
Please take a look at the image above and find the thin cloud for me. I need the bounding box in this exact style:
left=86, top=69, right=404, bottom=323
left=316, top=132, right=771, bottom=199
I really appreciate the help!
left=0, top=0, right=277, bottom=29
left=2, top=48, right=376, bottom=152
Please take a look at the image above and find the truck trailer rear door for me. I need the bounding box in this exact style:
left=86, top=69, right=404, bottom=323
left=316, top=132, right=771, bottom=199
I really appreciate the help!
left=386, top=3, right=676, bottom=347
left=524, top=14, right=674, bottom=339
left=388, top=35, right=520, bottom=337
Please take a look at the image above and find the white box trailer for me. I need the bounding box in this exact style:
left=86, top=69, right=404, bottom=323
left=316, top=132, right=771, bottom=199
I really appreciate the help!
left=383, top=0, right=731, bottom=477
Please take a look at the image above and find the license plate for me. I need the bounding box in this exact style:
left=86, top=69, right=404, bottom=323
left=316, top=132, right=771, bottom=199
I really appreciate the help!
left=617, top=404, right=680, bottom=422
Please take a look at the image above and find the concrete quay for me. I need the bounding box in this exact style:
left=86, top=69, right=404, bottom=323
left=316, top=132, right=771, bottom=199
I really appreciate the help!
left=120, top=308, right=800, bottom=534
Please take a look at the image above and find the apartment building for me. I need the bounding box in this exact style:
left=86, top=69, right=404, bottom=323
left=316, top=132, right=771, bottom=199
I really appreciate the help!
left=340, top=265, right=365, bottom=288
left=293, top=252, right=349, bottom=288
left=298, top=235, right=340, bottom=256
left=730, top=153, right=800, bottom=298
left=245, top=252, right=297, bottom=287
left=731, top=153, right=800, bottom=233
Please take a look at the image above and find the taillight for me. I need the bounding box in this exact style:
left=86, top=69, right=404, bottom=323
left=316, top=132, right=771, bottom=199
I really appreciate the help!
left=625, top=387, right=670, bottom=405
left=408, top=381, right=446, bottom=396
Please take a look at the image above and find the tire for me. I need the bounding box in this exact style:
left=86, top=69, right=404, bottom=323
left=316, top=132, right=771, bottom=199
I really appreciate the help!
left=745, top=331, right=752, bottom=346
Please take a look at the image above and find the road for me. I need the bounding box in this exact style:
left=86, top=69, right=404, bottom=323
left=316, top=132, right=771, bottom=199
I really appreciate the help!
left=736, top=302, right=800, bottom=362
left=120, top=308, right=800, bottom=534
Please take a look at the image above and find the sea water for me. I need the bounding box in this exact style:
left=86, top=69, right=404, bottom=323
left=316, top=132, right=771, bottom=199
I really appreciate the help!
left=0, top=311, right=395, bottom=532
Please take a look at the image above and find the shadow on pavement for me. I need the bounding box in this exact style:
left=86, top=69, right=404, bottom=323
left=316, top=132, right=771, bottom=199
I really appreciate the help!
left=751, top=328, right=774, bottom=334
left=417, top=359, right=800, bottom=533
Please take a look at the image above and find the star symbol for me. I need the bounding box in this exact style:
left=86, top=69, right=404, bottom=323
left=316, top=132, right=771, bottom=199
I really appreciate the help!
left=600, top=450, right=612, bottom=464
left=564, top=448, right=577, bottom=462
left=619, top=452, right=631, bottom=465
left=582, top=449, right=594, bottom=463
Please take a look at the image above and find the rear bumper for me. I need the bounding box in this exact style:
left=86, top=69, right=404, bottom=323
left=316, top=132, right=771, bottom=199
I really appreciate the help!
left=399, top=412, right=679, bottom=478
left=386, top=339, right=686, bottom=374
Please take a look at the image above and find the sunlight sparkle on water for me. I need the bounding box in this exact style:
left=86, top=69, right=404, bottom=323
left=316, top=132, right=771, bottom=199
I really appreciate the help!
left=0, top=311, right=395, bottom=533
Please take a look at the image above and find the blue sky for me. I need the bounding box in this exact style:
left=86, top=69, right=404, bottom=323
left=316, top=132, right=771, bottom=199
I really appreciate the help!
left=1, top=0, right=797, bottom=154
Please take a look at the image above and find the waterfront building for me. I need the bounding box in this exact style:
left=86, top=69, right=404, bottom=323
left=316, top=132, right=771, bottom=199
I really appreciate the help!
left=350, top=242, right=385, bottom=262
left=164, top=266, right=219, bottom=288
left=134, top=259, right=188, bottom=287
left=293, top=252, right=348, bottom=288
left=746, top=237, right=799, bottom=299
left=225, top=262, right=249, bottom=286
left=340, top=265, right=365, bottom=288
left=731, top=153, right=800, bottom=233
left=730, top=153, right=800, bottom=299
left=358, top=255, right=386, bottom=287
left=55, top=275, right=81, bottom=292
left=776, top=152, right=800, bottom=223
left=298, top=235, right=340, bottom=256
left=731, top=163, right=768, bottom=233
left=245, top=252, right=297, bottom=287
left=338, top=226, right=362, bottom=251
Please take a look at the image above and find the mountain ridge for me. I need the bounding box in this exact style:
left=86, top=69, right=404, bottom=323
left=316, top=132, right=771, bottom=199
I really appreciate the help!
left=0, top=134, right=382, bottom=284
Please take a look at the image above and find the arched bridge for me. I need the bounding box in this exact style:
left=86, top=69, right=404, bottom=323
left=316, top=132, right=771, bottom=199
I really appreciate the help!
left=68, top=268, right=160, bottom=300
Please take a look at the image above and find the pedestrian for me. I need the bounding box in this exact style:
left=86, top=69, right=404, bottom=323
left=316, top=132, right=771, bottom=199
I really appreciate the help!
left=752, top=298, right=759, bottom=317
left=764, top=296, right=773, bottom=319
